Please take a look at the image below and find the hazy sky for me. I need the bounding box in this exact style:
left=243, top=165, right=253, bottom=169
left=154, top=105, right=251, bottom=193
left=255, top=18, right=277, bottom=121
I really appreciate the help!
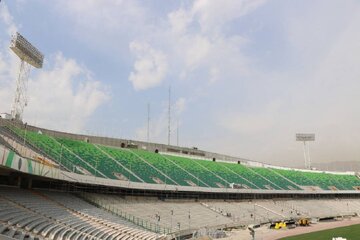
left=0, top=0, right=360, bottom=168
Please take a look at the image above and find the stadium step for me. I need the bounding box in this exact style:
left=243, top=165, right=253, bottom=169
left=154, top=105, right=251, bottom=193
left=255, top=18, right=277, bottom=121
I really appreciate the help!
left=254, top=203, right=286, bottom=219
left=129, top=150, right=179, bottom=186
left=93, top=144, right=145, bottom=183
left=160, top=153, right=211, bottom=188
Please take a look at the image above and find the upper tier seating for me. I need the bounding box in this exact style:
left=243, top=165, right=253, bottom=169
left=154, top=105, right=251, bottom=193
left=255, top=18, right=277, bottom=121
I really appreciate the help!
left=6, top=126, right=360, bottom=191
left=98, top=145, right=174, bottom=184
left=10, top=127, right=93, bottom=175
left=130, top=149, right=208, bottom=187
left=250, top=167, right=301, bottom=190
left=274, top=169, right=360, bottom=190
left=56, top=138, right=142, bottom=182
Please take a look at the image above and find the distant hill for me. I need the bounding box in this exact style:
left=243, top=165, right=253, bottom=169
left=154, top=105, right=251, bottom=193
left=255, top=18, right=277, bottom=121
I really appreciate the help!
left=311, top=161, right=360, bottom=172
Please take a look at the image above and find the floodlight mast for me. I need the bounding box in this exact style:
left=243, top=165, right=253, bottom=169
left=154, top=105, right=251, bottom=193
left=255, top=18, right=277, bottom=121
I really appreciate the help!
left=10, top=32, right=44, bottom=121
left=12, top=60, right=31, bottom=121
left=296, top=133, right=315, bottom=169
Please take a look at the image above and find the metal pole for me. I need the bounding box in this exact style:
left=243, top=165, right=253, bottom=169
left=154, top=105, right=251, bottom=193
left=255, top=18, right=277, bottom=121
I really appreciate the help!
left=303, top=141, right=307, bottom=169
left=147, top=103, right=150, bottom=143
left=60, top=144, right=63, bottom=170
left=95, top=157, right=98, bottom=177
left=168, top=86, right=171, bottom=145
left=22, top=124, right=27, bottom=156
left=177, top=119, right=179, bottom=147
left=307, top=141, right=311, bottom=169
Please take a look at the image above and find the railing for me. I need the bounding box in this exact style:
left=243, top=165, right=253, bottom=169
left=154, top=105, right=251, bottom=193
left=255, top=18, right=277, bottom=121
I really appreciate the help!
left=2, top=122, right=71, bottom=172
left=79, top=193, right=172, bottom=234
left=2, top=123, right=50, bottom=160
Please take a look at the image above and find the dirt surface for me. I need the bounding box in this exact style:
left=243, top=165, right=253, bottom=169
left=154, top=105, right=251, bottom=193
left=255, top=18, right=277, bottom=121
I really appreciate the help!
left=222, top=217, right=360, bottom=240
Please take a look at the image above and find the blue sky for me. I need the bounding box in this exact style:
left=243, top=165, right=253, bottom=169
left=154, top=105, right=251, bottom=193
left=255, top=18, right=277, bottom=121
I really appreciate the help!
left=1, top=0, right=360, bottom=168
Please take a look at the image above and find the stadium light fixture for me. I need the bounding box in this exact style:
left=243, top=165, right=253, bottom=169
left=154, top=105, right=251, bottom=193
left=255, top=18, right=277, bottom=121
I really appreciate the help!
left=10, top=32, right=44, bottom=121
left=296, top=133, right=315, bottom=169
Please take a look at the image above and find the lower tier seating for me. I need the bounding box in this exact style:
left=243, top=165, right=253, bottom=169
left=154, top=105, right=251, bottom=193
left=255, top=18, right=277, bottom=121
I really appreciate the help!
left=82, top=192, right=360, bottom=232
left=0, top=186, right=161, bottom=240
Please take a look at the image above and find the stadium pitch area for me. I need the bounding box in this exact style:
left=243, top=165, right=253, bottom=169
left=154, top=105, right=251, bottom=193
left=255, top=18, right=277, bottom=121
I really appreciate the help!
left=281, top=224, right=360, bottom=240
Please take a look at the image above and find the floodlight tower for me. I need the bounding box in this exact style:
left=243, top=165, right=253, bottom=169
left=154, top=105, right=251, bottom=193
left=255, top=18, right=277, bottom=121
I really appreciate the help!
left=10, top=32, right=44, bottom=121
left=296, top=133, right=315, bottom=169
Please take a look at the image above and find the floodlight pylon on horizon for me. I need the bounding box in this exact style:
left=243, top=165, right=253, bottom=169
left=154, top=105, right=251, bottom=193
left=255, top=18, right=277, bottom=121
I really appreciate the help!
left=296, top=133, right=315, bottom=170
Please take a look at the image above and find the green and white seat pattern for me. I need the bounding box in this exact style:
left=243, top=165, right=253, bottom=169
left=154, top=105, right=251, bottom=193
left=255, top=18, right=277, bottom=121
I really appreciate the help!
left=8, top=127, right=360, bottom=191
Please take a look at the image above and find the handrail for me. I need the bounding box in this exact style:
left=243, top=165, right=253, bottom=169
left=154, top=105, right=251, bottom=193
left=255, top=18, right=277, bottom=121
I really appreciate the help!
left=3, top=123, right=71, bottom=172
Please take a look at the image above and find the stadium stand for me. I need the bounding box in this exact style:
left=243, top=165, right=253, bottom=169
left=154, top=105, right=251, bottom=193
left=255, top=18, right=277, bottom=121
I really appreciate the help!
left=5, top=125, right=360, bottom=191
left=0, top=186, right=162, bottom=240
left=248, top=167, right=300, bottom=190
left=159, top=155, right=227, bottom=188
left=274, top=168, right=360, bottom=190
left=131, top=149, right=209, bottom=187
left=81, top=193, right=234, bottom=232
left=2, top=184, right=359, bottom=239
left=98, top=145, right=174, bottom=184
left=0, top=135, right=13, bottom=151
left=56, top=138, right=143, bottom=182
left=2, top=122, right=360, bottom=239
left=80, top=192, right=360, bottom=232
left=6, top=127, right=92, bottom=175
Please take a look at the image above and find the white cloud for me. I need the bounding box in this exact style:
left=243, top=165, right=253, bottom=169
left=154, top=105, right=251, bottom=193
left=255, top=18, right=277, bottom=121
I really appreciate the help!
left=129, top=41, right=168, bottom=91
left=55, top=0, right=147, bottom=59
left=57, top=0, right=145, bottom=30
left=24, top=53, right=110, bottom=132
left=135, top=97, right=187, bottom=143
left=168, top=8, right=192, bottom=35
left=129, top=0, right=266, bottom=143
left=174, top=97, right=187, bottom=115
left=56, top=0, right=260, bottom=89
left=192, top=0, right=266, bottom=33
left=0, top=2, right=20, bottom=114
left=0, top=50, right=109, bottom=133
left=169, top=1, right=256, bottom=83
left=183, top=35, right=211, bottom=70
left=0, top=2, right=17, bottom=35
left=0, top=3, right=110, bottom=133
left=134, top=106, right=168, bottom=143
left=214, top=2, right=360, bottom=166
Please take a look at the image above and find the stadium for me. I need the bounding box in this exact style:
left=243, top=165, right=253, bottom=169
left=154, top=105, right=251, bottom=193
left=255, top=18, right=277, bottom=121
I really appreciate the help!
left=1, top=1, right=360, bottom=240
left=2, top=119, right=360, bottom=240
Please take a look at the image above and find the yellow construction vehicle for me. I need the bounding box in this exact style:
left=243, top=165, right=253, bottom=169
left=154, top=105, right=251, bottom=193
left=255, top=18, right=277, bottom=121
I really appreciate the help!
left=298, top=218, right=310, bottom=226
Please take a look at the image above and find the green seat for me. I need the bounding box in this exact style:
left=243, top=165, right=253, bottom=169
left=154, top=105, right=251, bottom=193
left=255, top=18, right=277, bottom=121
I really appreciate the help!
left=251, top=167, right=301, bottom=190
left=166, top=155, right=227, bottom=188
left=132, top=150, right=207, bottom=187
left=274, top=169, right=360, bottom=190
left=223, top=163, right=280, bottom=190
left=57, top=139, right=140, bottom=181
left=98, top=145, right=174, bottom=184
left=8, top=126, right=360, bottom=190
